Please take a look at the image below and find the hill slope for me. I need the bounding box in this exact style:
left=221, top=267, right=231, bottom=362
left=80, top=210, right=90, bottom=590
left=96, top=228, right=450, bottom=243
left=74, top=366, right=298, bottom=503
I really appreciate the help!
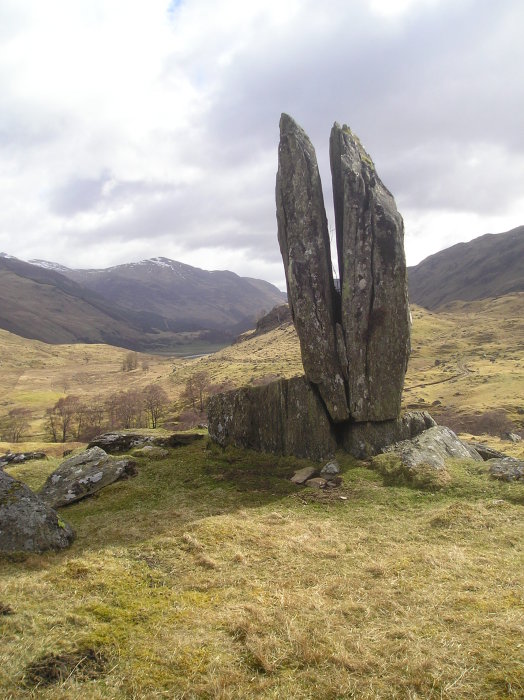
left=0, top=256, right=153, bottom=348
left=38, top=257, right=285, bottom=332
left=408, top=226, right=524, bottom=309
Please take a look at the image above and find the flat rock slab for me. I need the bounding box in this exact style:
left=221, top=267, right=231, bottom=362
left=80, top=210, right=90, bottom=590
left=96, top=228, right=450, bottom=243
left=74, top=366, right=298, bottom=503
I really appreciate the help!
left=208, top=375, right=337, bottom=461
left=488, top=457, right=524, bottom=482
left=88, top=432, right=203, bottom=454
left=0, top=452, right=46, bottom=469
left=39, top=447, right=137, bottom=509
left=0, top=470, right=74, bottom=553
left=468, top=443, right=508, bottom=461
left=132, top=446, right=169, bottom=459
left=291, top=466, right=318, bottom=484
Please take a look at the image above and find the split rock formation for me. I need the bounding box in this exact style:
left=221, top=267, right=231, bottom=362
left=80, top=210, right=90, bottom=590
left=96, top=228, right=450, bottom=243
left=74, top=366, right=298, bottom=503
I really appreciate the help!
left=209, top=115, right=422, bottom=460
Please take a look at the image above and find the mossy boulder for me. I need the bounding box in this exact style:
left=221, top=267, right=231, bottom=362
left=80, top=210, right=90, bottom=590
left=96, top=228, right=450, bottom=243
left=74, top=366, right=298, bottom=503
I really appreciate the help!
left=0, top=470, right=74, bottom=553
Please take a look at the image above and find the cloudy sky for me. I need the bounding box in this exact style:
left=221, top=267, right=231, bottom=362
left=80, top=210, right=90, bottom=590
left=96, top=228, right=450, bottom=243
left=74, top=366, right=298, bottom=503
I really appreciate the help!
left=1, top=0, right=522, bottom=289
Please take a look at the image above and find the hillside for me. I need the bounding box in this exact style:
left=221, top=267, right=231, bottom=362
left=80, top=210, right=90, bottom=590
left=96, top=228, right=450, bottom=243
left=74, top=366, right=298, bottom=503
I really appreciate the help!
left=0, top=256, right=153, bottom=348
left=33, top=257, right=285, bottom=333
left=408, top=226, right=524, bottom=309
left=1, top=294, right=522, bottom=443
left=0, top=255, right=285, bottom=351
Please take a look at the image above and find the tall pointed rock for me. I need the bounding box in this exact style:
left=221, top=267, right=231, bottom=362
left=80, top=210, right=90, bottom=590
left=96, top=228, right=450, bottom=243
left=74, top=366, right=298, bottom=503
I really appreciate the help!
left=330, top=123, right=410, bottom=421
left=276, top=114, right=349, bottom=422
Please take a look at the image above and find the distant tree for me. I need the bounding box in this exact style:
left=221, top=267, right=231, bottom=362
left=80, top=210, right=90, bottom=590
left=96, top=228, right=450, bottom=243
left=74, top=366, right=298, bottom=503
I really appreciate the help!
left=122, top=352, right=139, bottom=372
left=45, top=395, right=80, bottom=442
left=73, top=397, right=106, bottom=441
left=142, top=384, right=169, bottom=428
left=0, top=407, right=32, bottom=443
left=108, top=390, right=145, bottom=429
left=181, top=371, right=211, bottom=413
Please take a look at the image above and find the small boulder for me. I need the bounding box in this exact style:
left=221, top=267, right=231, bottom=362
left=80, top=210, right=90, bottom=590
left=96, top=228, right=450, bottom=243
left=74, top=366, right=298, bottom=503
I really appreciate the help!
left=488, top=457, right=524, bottom=482
left=320, top=461, right=340, bottom=478
left=467, top=443, right=509, bottom=461
left=291, top=466, right=318, bottom=484
left=38, top=447, right=137, bottom=508
left=0, top=470, right=74, bottom=554
left=0, top=451, right=46, bottom=469
left=133, top=446, right=169, bottom=459
left=305, top=477, right=327, bottom=489
left=504, top=432, right=522, bottom=443
left=374, top=426, right=482, bottom=489
left=88, top=433, right=152, bottom=453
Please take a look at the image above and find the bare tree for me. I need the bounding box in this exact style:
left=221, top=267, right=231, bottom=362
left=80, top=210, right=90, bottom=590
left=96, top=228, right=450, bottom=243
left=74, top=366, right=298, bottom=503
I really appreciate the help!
left=142, top=384, right=169, bottom=428
left=109, top=390, right=145, bottom=429
left=181, top=371, right=211, bottom=413
left=46, top=396, right=80, bottom=442
left=0, top=407, right=32, bottom=443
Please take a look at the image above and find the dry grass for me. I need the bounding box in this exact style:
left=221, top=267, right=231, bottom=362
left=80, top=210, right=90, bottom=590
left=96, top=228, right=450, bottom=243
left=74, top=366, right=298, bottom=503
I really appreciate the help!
left=1, top=444, right=523, bottom=699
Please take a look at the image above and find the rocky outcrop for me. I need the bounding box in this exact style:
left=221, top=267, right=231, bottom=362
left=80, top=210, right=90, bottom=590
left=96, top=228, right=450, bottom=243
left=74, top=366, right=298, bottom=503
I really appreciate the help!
left=38, top=447, right=137, bottom=508
left=88, top=432, right=203, bottom=454
left=209, top=115, right=418, bottom=462
left=208, top=376, right=337, bottom=461
left=488, top=457, right=524, bottom=482
left=371, top=426, right=483, bottom=489
left=276, top=114, right=349, bottom=423
left=0, top=452, right=46, bottom=469
left=0, top=470, right=75, bottom=553
left=330, top=123, right=411, bottom=421
left=341, top=411, right=437, bottom=459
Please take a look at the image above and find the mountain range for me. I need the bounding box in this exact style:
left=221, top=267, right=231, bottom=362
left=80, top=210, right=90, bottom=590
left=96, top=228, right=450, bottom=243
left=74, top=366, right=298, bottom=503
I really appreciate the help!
left=0, top=226, right=522, bottom=351
left=0, top=255, right=284, bottom=351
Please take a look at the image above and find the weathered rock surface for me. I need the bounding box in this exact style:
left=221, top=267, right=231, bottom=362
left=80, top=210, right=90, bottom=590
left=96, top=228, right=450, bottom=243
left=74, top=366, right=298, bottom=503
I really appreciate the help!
left=330, top=123, right=411, bottom=421
left=208, top=375, right=337, bottom=461
left=291, top=466, right=318, bottom=484
left=467, top=443, right=508, bottom=461
left=0, top=451, right=46, bottom=469
left=0, top=470, right=74, bottom=553
left=341, top=411, right=437, bottom=458
left=88, top=432, right=203, bottom=454
left=276, top=114, right=349, bottom=423
left=488, top=457, right=524, bottom=482
left=38, top=447, right=137, bottom=508
left=132, top=446, right=169, bottom=459
left=383, top=426, right=482, bottom=469
left=372, top=426, right=481, bottom=489
left=320, top=461, right=340, bottom=478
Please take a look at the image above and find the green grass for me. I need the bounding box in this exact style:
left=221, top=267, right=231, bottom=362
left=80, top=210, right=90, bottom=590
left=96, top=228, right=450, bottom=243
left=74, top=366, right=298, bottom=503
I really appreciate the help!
left=1, top=442, right=523, bottom=699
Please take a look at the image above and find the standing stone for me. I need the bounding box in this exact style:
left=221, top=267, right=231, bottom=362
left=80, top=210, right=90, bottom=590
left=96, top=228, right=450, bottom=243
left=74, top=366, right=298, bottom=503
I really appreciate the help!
left=330, top=123, right=411, bottom=421
left=276, top=114, right=349, bottom=423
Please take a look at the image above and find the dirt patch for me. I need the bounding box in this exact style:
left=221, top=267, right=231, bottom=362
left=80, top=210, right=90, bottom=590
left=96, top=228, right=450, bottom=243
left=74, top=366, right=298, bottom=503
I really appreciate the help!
left=24, top=646, right=107, bottom=687
left=0, top=601, right=14, bottom=615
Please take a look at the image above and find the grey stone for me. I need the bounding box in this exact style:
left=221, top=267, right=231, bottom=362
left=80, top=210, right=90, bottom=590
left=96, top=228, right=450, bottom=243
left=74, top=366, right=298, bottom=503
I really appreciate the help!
left=276, top=114, right=349, bottom=423
left=38, top=447, right=137, bottom=508
left=88, top=431, right=203, bottom=453
left=133, top=446, right=169, bottom=459
left=504, top=432, right=522, bottom=443
left=0, top=451, right=46, bottom=469
left=207, top=375, right=337, bottom=461
left=291, top=466, right=318, bottom=484
left=488, top=457, right=524, bottom=482
left=330, top=122, right=411, bottom=421
left=383, top=425, right=482, bottom=468
left=341, top=411, right=437, bottom=458
left=0, top=470, right=74, bottom=553
left=467, top=443, right=508, bottom=461
left=305, top=477, right=327, bottom=489
left=320, top=461, right=340, bottom=477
